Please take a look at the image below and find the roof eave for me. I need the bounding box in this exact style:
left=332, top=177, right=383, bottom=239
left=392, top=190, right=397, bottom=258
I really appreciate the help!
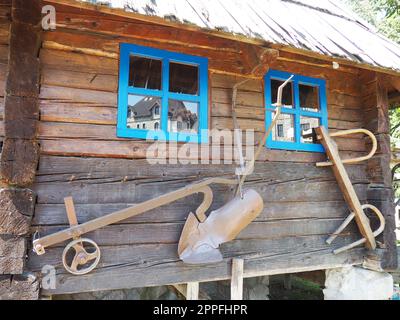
left=46, top=0, right=400, bottom=78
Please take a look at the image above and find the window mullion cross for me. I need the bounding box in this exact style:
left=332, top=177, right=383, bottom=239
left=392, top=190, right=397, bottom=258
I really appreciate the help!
left=293, top=78, right=302, bottom=148
left=161, top=58, right=170, bottom=137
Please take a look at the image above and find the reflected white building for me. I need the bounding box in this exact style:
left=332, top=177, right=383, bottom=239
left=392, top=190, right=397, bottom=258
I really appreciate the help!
left=127, top=97, right=198, bottom=133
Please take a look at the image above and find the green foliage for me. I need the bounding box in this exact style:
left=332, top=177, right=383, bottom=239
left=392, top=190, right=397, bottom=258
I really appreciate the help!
left=344, top=0, right=400, bottom=43
left=343, top=0, right=400, bottom=199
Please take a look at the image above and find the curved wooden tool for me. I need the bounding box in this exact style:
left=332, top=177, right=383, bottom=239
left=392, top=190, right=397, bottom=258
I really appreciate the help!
left=326, top=204, right=385, bottom=254
left=315, top=126, right=378, bottom=251
left=316, top=128, right=377, bottom=167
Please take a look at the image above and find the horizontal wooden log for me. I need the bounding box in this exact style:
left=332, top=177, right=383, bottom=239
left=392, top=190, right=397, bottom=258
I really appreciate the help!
left=6, top=21, right=40, bottom=98
left=38, top=137, right=366, bottom=162
left=40, top=103, right=117, bottom=125
left=29, top=235, right=364, bottom=294
left=41, top=67, right=118, bottom=93
left=0, top=45, right=8, bottom=64
left=37, top=120, right=366, bottom=152
left=0, top=187, right=35, bottom=235
left=32, top=200, right=354, bottom=226
left=366, top=154, right=391, bottom=187
left=0, top=138, right=39, bottom=186
left=0, top=21, right=9, bottom=45
left=4, top=95, right=38, bottom=139
left=35, top=156, right=367, bottom=182
left=40, top=48, right=118, bottom=76
left=40, top=85, right=117, bottom=106
left=0, top=235, right=25, bottom=274
left=33, top=217, right=360, bottom=248
left=0, top=273, right=39, bottom=299
left=211, top=73, right=263, bottom=92
left=33, top=175, right=367, bottom=205
left=11, top=0, right=41, bottom=25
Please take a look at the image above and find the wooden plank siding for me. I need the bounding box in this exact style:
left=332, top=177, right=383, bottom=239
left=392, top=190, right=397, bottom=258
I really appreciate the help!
left=27, top=2, right=381, bottom=294
left=0, top=2, right=10, bottom=140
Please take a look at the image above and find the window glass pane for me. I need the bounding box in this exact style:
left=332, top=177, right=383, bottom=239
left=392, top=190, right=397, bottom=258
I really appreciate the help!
left=299, top=84, right=319, bottom=111
left=129, top=55, right=162, bottom=90
left=127, top=94, right=161, bottom=130
left=271, top=79, right=294, bottom=108
left=168, top=99, right=198, bottom=133
left=169, top=62, right=198, bottom=95
left=272, top=113, right=295, bottom=142
left=300, top=116, right=320, bottom=144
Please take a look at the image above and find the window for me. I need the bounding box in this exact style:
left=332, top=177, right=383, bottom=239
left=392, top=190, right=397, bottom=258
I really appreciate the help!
left=265, top=70, right=327, bottom=152
left=277, top=124, right=284, bottom=137
left=118, top=43, right=208, bottom=143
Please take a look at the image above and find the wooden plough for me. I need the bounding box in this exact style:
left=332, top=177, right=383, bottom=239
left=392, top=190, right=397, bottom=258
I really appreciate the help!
left=315, top=126, right=385, bottom=254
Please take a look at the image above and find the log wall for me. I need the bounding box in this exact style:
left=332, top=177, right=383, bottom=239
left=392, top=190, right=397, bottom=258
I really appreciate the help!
left=0, top=0, right=9, bottom=142
left=26, top=2, right=395, bottom=295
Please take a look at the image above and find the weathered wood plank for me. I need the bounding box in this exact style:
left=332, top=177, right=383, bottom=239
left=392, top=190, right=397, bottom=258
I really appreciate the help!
left=0, top=188, right=35, bottom=236
left=4, top=95, right=38, bottom=139
left=41, top=68, right=118, bottom=93
left=35, top=156, right=367, bottom=182
left=33, top=178, right=367, bottom=205
left=38, top=137, right=366, bottom=162
left=40, top=103, right=117, bottom=125
left=0, top=138, right=39, bottom=186
left=34, top=218, right=358, bottom=247
left=6, top=21, right=40, bottom=98
left=29, top=235, right=365, bottom=294
left=0, top=235, right=25, bottom=274
left=40, top=48, right=118, bottom=75
left=230, top=258, right=244, bottom=300
left=40, top=85, right=117, bottom=106
left=37, top=121, right=366, bottom=152
left=32, top=200, right=355, bottom=226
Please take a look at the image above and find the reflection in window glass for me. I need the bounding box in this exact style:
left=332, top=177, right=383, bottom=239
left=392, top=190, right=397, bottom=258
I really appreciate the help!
left=127, top=94, right=161, bottom=130
left=277, top=124, right=284, bottom=137
left=168, top=99, right=198, bottom=133
left=300, top=116, right=320, bottom=143
left=272, top=113, right=295, bottom=142
left=271, top=79, right=293, bottom=108
left=129, top=56, right=162, bottom=90
left=169, top=62, right=198, bottom=95
left=299, top=84, right=319, bottom=111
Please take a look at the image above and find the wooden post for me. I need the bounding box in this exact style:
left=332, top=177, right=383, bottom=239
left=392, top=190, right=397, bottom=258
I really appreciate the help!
left=186, top=282, right=199, bottom=300
left=0, top=0, right=42, bottom=300
left=283, top=274, right=292, bottom=290
left=362, top=72, right=398, bottom=270
left=231, top=258, right=244, bottom=300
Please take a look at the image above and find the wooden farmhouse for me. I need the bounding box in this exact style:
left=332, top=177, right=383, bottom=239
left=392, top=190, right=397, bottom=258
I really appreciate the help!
left=0, top=0, right=400, bottom=299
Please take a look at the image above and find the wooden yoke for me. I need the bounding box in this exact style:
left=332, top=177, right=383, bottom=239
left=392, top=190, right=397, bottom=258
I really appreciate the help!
left=315, top=126, right=376, bottom=250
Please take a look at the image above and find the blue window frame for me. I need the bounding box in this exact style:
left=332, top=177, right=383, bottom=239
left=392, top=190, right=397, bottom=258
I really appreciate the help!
left=265, top=69, right=328, bottom=152
left=117, top=43, right=209, bottom=143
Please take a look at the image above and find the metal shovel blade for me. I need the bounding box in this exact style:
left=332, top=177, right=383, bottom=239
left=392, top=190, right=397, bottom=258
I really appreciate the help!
left=178, top=189, right=264, bottom=264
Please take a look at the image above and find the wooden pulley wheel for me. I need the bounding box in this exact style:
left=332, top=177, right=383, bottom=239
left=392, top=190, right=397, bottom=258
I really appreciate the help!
left=62, top=238, right=101, bottom=275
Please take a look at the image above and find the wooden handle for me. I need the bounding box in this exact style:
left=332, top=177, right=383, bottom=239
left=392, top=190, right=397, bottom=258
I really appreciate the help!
left=316, top=128, right=377, bottom=167
left=64, top=197, right=78, bottom=227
